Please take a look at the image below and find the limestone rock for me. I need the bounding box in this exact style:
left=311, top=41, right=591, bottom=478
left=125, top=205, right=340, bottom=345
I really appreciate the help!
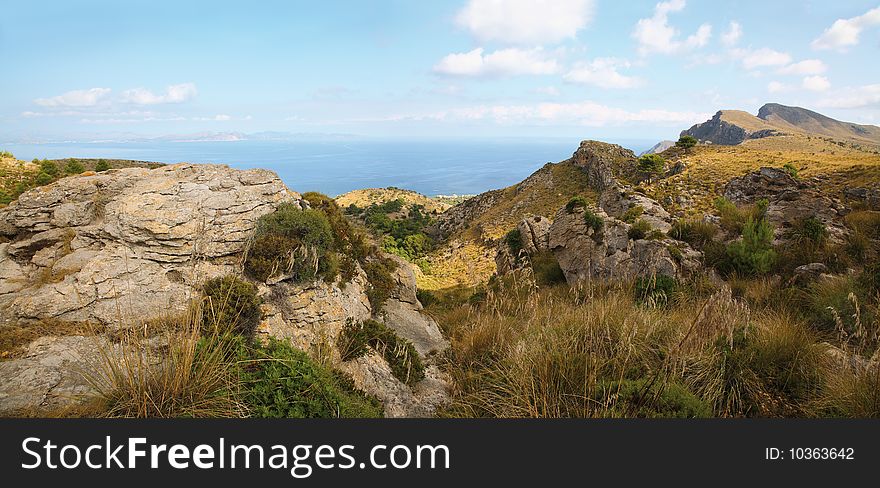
left=0, top=164, right=300, bottom=325
left=548, top=205, right=701, bottom=284
left=723, top=167, right=849, bottom=243
left=569, top=140, right=639, bottom=190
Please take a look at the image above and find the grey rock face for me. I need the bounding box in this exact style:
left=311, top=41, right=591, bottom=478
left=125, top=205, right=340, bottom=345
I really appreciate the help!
left=569, top=140, right=639, bottom=190
left=682, top=111, right=780, bottom=145
left=723, top=167, right=849, bottom=244
left=548, top=206, right=701, bottom=284
left=0, top=164, right=300, bottom=325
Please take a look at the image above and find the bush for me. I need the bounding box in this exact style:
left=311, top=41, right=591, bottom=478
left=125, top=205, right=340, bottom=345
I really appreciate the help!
left=363, top=256, right=398, bottom=311
left=337, top=319, right=425, bottom=386
left=722, top=217, right=777, bottom=276
left=65, top=159, right=84, bottom=175
left=668, top=219, right=717, bottom=249
left=95, top=159, right=111, bottom=172
left=201, top=276, right=262, bottom=337
left=35, top=171, right=52, bottom=186
left=782, top=163, right=799, bottom=179
left=676, top=135, right=697, bottom=150
left=565, top=196, right=589, bottom=213
left=638, top=154, right=665, bottom=174
left=634, top=274, right=677, bottom=306
left=237, top=337, right=382, bottom=418
left=622, top=205, right=644, bottom=223
left=583, top=209, right=604, bottom=233
left=245, top=204, right=335, bottom=283
left=530, top=251, right=566, bottom=286
left=628, top=219, right=652, bottom=240
left=504, top=228, right=523, bottom=256
left=416, top=289, right=437, bottom=307
left=790, top=217, right=827, bottom=245
left=715, top=197, right=767, bottom=235
left=597, top=378, right=710, bottom=418
left=0, top=190, right=11, bottom=205
left=39, top=159, right=59, bottom=177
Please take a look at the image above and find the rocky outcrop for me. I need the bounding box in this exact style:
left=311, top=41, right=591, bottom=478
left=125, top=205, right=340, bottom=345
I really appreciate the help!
left=547, top=205, right=701, bottom=284
left=569, top=140, right=639, bottom=190
left=723, top=167, right=849, bottom=243
left=0, top=163, right=299, bottom=325
left=495, top=214, right=552, bottom=274
left=682, top=111, right=779, bottom=145
left=598, top=186, right=673, bottom=233
left=0, top=164, right=449, bottom=417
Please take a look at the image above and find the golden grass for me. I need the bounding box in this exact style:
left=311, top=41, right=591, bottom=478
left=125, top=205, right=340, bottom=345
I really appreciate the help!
left=0, top=319, right=106, bottom=360
left=335, top=187, right=450, bottom=214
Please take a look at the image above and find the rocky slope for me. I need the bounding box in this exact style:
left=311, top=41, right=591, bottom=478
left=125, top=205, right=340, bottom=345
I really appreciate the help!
left=683, top=103, right=880, bottom=146
left=0, top=164, right=448, bottom=416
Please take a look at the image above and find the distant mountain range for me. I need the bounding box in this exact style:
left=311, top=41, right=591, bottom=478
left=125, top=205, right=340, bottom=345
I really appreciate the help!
left=3, top=131, right=362, bottom=144
left=681, top=103, right=880, bottom=146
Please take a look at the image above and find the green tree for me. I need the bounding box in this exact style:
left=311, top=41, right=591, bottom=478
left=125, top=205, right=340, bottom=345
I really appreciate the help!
left=39, top=160, right=59, bottom=177
left=676, top=135, right=698, bottom=150
left=35, top=171, right=53, bottom=186
left=95, top=159, right=111, bottom=172
left=638, top=154, right=666, bottom=175
left=65, top=159, right=85, bottom=175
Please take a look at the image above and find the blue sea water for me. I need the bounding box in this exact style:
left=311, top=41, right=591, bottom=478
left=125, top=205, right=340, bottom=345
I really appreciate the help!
left=2, top=138, right=656, bottom=197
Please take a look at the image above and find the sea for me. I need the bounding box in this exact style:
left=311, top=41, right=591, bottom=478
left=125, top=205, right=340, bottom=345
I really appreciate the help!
left=2, top=138, right=657, bottom=197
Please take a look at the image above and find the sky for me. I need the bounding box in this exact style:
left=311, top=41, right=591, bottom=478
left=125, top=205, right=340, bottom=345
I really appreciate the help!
left=2, top=0, right=880, bottom=142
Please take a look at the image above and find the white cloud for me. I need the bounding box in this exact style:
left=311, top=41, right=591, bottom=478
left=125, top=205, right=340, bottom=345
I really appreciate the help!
left=563, top=58, right=643, bottom=89
left=802, top=75, right=831, bottom=92
left=734, top=47, right=792, bottom=70
left=433, top=47, right=559, bottom=77
left=192, top=114, right=232, bottom=121
left=767, top=81, right=790, bottom=93
left=455, top=0, right=595, bottom=45
left=633, top=0, right=712, bottom=55
left=812, top=7, right=880, bottom=51
left=776, top=59, right=827, bottom=75
left=721, top=21, right=742, bottom=47
left=816, top=84, right=880, bottom=109
left=34, top=88, right=112, bottom=107
left=535, top=86, right=560, bottom=96
left=372, top=101, right=708, bottom=127
left=120, top=83, right=197, bottom=105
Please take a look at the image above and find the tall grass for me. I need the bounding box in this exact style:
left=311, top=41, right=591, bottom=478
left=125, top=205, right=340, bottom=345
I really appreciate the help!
left=86, top=303, right=245, bottom=418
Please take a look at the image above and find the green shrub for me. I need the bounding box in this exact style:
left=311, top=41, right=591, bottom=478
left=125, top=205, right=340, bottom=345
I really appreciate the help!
left=35, top=171, right=53, bottom=186
left=337, top=319, right=425, bottom=385
left=622, top=205, right=644, bottom=223
left=791, top=217, right=827, bottom=245
left=565, top=196, right=588, bottom=213
left=65, top=159, right=84, bottom=175
left=597, top=378, right=710, bottom=418
left=637, top=154, right=665, bottom=174
left=416, top=289, right=437, bottom=307
left=530, top=251, right=566, bottom=286
left=782, top=163, right=799, bottom=179
left=39, top=159, right=59, bottom=177
left=715, top=197, right=767, bottom=235
left=95, top=159, right=111, bottom=172
left=363, top=256, right=398, bottom=311
left=583, top=209, right=604, bottom=233
left=201, top=276, right=262, bottom=336
left=676, top=135, right=698, bottom=150
left=628, top=219, right=652, bottom=240
left=0, top=190, right=11, bottom=205
left=236, top=337, right=382, bottom=418
left=724, top=216, right=777, bottom=276
left=245, top=204, right=335, bottom=283
left=505, top=228, right=523, bottom=255
left=0, top=150, right=14, bottom=158
left=634, top=275, right=677, bottom=306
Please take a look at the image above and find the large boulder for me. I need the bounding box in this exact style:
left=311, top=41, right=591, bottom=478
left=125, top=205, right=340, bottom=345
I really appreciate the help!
left=547, top=205, right=701, bottom=284
left=723, top=167, right=849, bottom=243
left=0, top=164, right=300, bottom=325
left=569, top=140, right=639, bottom=190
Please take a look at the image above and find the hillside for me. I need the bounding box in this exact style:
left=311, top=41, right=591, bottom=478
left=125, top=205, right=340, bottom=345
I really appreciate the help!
left=757, top=103, right=880, bottom=144
left=335, top=187, right=450, bottom=214
left=683, top=103, right=880, bottom=146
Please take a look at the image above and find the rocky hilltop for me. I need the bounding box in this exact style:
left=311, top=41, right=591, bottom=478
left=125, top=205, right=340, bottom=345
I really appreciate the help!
left=682, top=103, right=880, bottom=146
left=0, top=164, right=448, bottom=416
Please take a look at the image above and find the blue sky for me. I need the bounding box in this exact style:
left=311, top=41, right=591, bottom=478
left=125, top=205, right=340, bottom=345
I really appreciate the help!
left=2, top=0, right=879, bottom=141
